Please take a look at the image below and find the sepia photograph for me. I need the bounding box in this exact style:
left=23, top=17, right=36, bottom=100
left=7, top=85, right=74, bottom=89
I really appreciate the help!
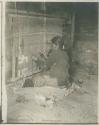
left=1, top=1, right=98, bottom=123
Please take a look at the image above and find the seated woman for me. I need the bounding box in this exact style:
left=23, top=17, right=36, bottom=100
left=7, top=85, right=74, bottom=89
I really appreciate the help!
left=23, top=36, right=71, bottom=88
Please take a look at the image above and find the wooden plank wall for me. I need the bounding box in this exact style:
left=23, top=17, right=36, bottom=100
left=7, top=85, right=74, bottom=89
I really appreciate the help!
left=6, top=12, right=65, bottom=80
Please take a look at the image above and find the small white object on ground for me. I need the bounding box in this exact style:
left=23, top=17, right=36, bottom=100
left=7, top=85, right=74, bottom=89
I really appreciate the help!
left=34, top=94, right=55, bottom=109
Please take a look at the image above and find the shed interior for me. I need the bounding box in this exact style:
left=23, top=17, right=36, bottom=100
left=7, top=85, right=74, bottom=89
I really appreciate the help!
left=5, top=2, right=98, bottom=123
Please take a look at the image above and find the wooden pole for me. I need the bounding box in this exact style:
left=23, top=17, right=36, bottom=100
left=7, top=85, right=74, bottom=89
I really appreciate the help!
left=11, top=2, right=18, bottom=80
left=69, top=11, right=76, bottom=82
left=43, top=2, right=47, bottom=54
left=11, top=17, right=16, bottom=80
left=71, top=12, right=75, bottom=47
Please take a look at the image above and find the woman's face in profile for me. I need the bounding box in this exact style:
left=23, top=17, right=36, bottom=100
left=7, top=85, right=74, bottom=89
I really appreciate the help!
left=52, top=42, right=59, bottom=50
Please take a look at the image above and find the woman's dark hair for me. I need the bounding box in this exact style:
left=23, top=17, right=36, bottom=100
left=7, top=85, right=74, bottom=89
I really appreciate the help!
left=51, top=36, right=61, bottom=45
left=51, top=36, right=64, bottom=49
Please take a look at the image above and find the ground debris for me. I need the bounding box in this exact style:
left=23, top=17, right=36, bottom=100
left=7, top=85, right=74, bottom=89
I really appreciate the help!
left=16, top=95, right=29, bottom=103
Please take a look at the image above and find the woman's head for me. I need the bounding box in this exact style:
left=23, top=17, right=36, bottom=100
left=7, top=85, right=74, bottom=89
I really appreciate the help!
left=51, top=36, right=62, bottom=50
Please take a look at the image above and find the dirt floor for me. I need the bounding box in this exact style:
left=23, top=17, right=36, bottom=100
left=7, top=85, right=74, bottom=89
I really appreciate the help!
left=7, top=73, right=98, bottom=123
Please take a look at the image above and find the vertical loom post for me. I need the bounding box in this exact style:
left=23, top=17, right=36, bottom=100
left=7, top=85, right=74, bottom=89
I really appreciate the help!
left=11, top=17, right=16, bottom=80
